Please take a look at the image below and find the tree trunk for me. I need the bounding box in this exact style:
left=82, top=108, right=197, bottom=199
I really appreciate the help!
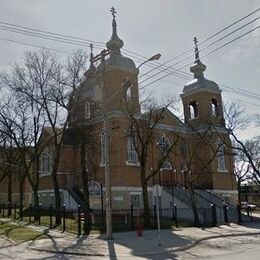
left=7, top=170, right=12, bottom=216
left=140, top=168, right=151, bottom=227
left=188, top=183, right=199, bottom=226
left=237, top=181, right=241, bottom=207
left=51, top=148, right=62, bottom=225
left=32, top=185, right=40, bottom=221
left=19, top=175, right=25, bottom=218
left=52, top=171, right=61, bottom=225
left=80, top=131, right=91, bottom=235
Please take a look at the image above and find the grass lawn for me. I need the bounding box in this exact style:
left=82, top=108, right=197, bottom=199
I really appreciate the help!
left=0, top=221, right=48, bottom=242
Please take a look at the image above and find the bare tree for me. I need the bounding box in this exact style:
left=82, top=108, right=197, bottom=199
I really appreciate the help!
left=126, top=98, right=179, bottom=227
left=224, top=102, right=260, bottom=181
left=3, top=49, right=88, bottom=224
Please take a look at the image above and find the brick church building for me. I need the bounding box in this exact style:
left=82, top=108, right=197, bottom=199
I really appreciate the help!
left=0, top=9, right=237, bottom=210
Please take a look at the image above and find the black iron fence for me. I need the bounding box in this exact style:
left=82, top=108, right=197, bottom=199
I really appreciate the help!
left=1, top=202, right=259, bottom=236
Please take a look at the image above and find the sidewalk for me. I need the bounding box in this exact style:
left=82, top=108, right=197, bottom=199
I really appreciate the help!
left=2, top=219, right=260, bottom=258
left=27, top=222, right=260, bottom=257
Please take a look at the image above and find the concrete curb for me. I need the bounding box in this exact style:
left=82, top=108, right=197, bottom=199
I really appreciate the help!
left=30, top=231, right=260, bottom=257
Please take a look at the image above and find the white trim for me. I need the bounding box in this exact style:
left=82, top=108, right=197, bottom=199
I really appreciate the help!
left=217, top=169, right=228, bottom=173
left=130, top=191, right=142, bottom=195
left=206, top=189, right=238, bottom=194
left=125, top=161, right=140, bottom=166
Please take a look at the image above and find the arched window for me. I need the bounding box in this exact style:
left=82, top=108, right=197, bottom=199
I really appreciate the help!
left=211, top=98, right=218, bottom=116
left=188, top=101, right=198, bottom=119
left=127, top=129, right=138, bottom=163
left=160, top=160, right=172, bottom=170
left=126, top=87, right=131, bottom=101
left=158, top=136, right=171, bottom=153
left=40, top=147, right=52, bottom=175
left=85, top=102, right=91, bottom=119
left=217, top=140, right=226, bottom=172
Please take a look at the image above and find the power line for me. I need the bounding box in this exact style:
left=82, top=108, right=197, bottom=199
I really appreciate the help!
left=0, top=36, right=69, bottom=54
left=138, top=7, right=260, bottom=79
left=0, top=21, right=106, bottom=46
left=0, top=25, right=105, bottom=50
left=140, top=25, right=260, bottom=92
left=139, top=16, right=260, bottom=85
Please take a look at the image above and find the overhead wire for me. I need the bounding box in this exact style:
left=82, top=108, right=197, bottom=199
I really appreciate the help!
left=138, top=7, right=260, bottom=79
left=139, top=16, right=260, bottom=85
left=139, top=25, right=260, bottom=93
left=0, top=15, right=259, bottom=104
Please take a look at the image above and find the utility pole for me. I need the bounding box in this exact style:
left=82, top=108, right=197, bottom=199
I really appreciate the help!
left=103, top=112, right=113, bottom=239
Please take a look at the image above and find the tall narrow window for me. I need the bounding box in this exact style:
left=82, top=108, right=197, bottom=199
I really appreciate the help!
left=126, top=87, right=131, bottom=101
left=188, top=101, right=198, bottom=119
left=85, top=102, right=91, bottom=119
left=211, top=98, right=218, bottom=116
left=127, top=132, right=138, bottom=163
left=100, top=132, right=105, bottom=165
left=217, top=141, right=226, bottom=172
left=40, top=147, right=52, bottom=175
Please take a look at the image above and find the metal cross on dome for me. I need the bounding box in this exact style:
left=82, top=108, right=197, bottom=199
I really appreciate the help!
left=89, top=43, right=93, bottom=54
left=110, top=7, right=117, bottom=18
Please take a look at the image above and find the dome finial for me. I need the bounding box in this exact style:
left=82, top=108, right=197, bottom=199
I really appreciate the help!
left=106, top=7, right=124, bottom=54
left=193, top=37, right=200, bottom=62
left=190, top=36, right=206, bottom=79
left=89, top=43, right=95, bottom=69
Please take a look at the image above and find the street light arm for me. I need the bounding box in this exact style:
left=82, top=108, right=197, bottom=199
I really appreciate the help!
left=137, top=53, right=161, bottom=69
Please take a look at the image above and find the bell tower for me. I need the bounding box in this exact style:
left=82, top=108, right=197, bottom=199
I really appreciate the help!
left=95, top=7, right=140, bottom=114
left=181, top=37, right=225, bottom=128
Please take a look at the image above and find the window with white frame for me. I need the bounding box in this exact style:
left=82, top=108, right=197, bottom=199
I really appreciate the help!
left=39, top=147, right=52, bottom=175
left=85, top=101, right=91, bottom=119
left=217, top=141, right=226, bottom=172
left=100, top=132, right=105, bottom=165
left=127, top=131, right=138, bottom=163
left=158, top=136, right=171, bottom=154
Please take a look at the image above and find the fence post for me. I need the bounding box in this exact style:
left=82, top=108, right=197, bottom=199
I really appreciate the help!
left=174, top=204, right=178, bottom=228
left=130, top=205, right=134, bottom=230
left=237, top=205, right=242, bottom=223
left=77, top=205, right=81, bottom=237
left=223, top=204, right=228, bottom=224
left=153, top=205, right=156, bottom=229
left=38, top=203, right=41, bottom=226
left=20, top=203, right=23, bottom=221
left=14, top=203, right=17, bottom=220
left=211, top=204, right=217, bottom=227
left=29, top=204, right=32, bottom=224
left=62, top=204, right=66, bottom=232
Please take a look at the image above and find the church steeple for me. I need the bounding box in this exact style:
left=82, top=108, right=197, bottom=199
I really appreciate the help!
left=190, top=37, right=206, bottom=79
left=106, top=7, right=124, bottom=55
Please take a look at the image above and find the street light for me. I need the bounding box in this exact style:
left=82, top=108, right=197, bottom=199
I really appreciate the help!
left=137, top=53, right=161, bottom=69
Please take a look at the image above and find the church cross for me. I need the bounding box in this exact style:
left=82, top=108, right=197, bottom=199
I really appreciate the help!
left=89, top=43, right=94, bottom=54
left=110, top=7, right=117, bottom=19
